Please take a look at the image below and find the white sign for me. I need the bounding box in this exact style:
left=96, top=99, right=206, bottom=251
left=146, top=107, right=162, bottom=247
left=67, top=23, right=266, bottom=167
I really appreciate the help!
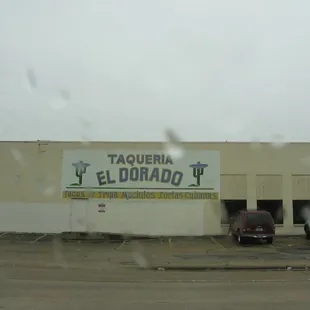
left=98, top=203, right=106, bottom=212
left=61, top=149, right=220, bottom=200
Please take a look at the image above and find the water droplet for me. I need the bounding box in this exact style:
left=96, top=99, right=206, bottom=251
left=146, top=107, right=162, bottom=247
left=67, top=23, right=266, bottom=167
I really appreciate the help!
left=76, top=218, right=84, bottom=226
left=275, top=207, right=285, bottom=222
left=131, top=241, right=148, bottom=269
left=271, top=134, right=286, bottom=149
left=26, top=68, right=37, bottom=89
left=165, top=144, right=184, bottom=159
left=300, top=156, right=310, bottom=166
left=220, top=201, right=229, bottom=224
left=60, top=89, right=70, bottom=101
left=11, top=148, right=25, bottom=166
left=250, top=138, right=262, bottom=151
left=301, top=205, right=310, bottom=221
left=132, top=252, right=148, bottom=269
left=35, top=177, right=46, bottom=191
left=80, top=136, right=91, bottom=146
left=14, top=175, right=21, bottom=185
left=49, top=97, right=68, bottom=110
left=43, top=186, right=56, bottom=196
left=82, top=120, right=92, bottom=129
left=86, top=222, right=96, bottom=232
left=164, top=128, right=185, bottom=160
left=210, top=200, right=221, bottom=219
left=0, top=268, right=8, bottom=283
left=49, top=90, right=69, bottom=110
left=52, top=235, right=67, bottom=268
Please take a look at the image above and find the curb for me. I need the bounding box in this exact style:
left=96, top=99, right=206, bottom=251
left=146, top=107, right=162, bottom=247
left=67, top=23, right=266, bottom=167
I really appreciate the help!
left=0, top=233, right=306, bottom=242
left=149, top=265, right=310, bottom=271
left=1, top=261, right=309, bottom=272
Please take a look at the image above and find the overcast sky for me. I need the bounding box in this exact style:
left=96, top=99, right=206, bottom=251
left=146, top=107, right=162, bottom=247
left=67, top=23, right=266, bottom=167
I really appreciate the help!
left=0, top=0, right=309, bottom=142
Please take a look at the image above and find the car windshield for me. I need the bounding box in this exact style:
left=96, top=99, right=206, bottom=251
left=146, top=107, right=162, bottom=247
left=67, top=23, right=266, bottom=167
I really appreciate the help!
left=246, top=213, right=273, bottom=224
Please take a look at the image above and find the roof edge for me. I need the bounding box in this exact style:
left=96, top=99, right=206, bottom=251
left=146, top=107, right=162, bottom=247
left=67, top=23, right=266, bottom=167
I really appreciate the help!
left=0, top=140, right=310, bottom=144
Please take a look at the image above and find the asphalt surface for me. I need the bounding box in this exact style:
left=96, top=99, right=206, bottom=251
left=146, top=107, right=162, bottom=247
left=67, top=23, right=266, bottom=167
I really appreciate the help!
left=1, top=236, right=310, bottom=309
left=1, top=235, right=310, bottom=270
left=1, top=271, right=310, bottom=309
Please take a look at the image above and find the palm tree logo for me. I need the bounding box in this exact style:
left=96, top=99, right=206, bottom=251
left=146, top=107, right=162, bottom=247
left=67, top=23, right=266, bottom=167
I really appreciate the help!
left=188, top=161, right=208, bottom=187
left=70, top=161, right=90, bottom=186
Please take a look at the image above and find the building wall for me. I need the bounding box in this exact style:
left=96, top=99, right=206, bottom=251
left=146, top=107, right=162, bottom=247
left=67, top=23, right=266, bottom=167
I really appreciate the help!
left=0, top=141, right=310, bottom=235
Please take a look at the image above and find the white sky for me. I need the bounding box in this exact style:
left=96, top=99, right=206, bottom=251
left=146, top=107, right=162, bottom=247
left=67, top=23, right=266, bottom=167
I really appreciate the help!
left=0, top=0, right=309, bottom=142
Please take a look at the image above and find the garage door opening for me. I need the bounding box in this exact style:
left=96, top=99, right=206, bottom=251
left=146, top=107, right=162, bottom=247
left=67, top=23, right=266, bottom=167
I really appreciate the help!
left=293, top=200, right=310, bottom=225
left=221, top=200, right=247, bottom=224
left=257, top=200, right=283, bottom=224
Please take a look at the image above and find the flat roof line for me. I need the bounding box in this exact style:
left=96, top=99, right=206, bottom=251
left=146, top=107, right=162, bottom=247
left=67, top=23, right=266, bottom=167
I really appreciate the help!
left=0, top=140, right=310, bottom=144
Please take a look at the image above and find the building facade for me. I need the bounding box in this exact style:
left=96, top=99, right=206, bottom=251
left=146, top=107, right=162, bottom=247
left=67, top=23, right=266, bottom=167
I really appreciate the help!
left=0, top=141, right=309, bottom=236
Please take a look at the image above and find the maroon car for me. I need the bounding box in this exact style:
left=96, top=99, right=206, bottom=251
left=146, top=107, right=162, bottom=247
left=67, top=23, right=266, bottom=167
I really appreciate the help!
left=229, top=210, right=275, bottom=244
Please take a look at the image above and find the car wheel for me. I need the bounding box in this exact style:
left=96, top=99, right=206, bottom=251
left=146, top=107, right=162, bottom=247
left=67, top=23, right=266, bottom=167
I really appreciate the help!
left=266, top=237, right=273, bottom=244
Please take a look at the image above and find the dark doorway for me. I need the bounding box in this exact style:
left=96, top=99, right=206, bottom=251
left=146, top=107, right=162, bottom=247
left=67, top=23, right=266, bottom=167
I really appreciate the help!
left=221, top=200, right=247, bottom=224
left=257, top=200, right=283, bottom=224
left=292, top=200, right=310, bottom=225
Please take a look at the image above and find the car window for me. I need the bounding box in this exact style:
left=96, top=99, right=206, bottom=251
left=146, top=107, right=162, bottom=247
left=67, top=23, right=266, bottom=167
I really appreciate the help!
left=246, top=213, right=273, bottom=224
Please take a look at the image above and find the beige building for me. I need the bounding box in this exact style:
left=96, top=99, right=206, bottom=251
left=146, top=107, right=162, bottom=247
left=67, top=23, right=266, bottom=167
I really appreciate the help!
left=0, top=141, right=309, bottom=236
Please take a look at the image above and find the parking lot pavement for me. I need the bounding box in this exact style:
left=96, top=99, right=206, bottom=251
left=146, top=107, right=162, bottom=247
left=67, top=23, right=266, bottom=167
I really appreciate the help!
left=212, top=235, right=310, bottom=252
left=210, top=236, right=277, bottom=252
left=134, top=236, right=310, bottom=269
left=273, top=236, right=310, bottom=252
left=1, top=235, right=310, bottom=271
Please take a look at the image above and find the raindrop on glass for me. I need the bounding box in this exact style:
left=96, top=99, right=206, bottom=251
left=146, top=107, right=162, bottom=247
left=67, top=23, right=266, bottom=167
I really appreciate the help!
left=82, top=120, right=92, bottom=129
left=49, top=89, right=70, bottom=110
left=52, top=235, right=67, bottom=268
left=14, top=175, right=21, bottom=186
left=220, top=201, right=229, bottom=224
left=210, top=200, right=221, bottom=219
left=275, top=207, right=285, bottom=222
left=131, top=241, right=148, bottom=269
left=300, top=156, right=310, bottom=166
left=86, top=221, right=96, bottom=232
left=270, top=134, right=286, bottom=149
left=301, top=205, right=310, bottom=221
left=49, top=97, right=68, bottom=110
left=80, top=119, right=92, bottom=146
left=26, top=68, right=37, bottom=89
left=43, top=186, right=56, bottom=197
left=164, top=128, right=185, bottom=160
left=132, top=252, right=148, bottom=269
left=76, top=217, right=85, bottom=226
left=250, top=138, right=262, bottom=151
left=0, top=267, right=7, bottom=283
left=80, top=136, right=91, bottom=146
left=35, top=177, right=46, bottom=191
left=11, top=148, right=25, bottom=167
left=60, top=89, right=70, bottom=101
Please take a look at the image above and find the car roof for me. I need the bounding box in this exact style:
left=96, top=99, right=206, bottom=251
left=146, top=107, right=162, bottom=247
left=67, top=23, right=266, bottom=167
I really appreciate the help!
left=242, top=210, right=270, bottom=214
